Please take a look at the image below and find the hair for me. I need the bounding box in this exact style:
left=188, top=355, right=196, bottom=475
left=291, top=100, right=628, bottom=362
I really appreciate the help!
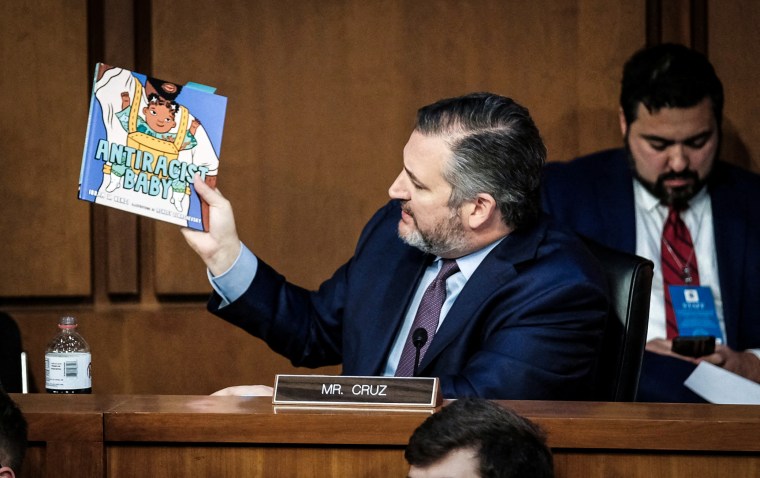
left=146, top=76, right=183, bottom=102
left=0, top=390, right=27, bottom=472
left=146, top=93, right=179, bottom=115
left=414, top=92, right=547, bottom=230
left=405, top=398, right=554, bottom=478
left=620, top=43, right=724, bottom=127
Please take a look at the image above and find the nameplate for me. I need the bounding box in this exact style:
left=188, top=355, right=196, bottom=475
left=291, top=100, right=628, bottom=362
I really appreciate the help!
left=273, top=375, right=441, bottom=408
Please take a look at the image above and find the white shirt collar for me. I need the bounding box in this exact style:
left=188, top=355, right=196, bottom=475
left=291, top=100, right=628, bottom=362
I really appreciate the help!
left=434, top=237, right=504, bottom=280
left=633, top=179, right=710, bottom=218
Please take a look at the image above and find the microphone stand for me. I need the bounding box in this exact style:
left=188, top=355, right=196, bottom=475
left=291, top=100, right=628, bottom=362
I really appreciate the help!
left=412, top=328, right=428, bottom=377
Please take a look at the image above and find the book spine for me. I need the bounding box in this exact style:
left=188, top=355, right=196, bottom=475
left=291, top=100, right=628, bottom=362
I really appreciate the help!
left=78, top=63, right=101, bottom=201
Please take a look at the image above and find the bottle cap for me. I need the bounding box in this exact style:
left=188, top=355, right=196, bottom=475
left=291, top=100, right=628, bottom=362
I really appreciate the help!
left=58, top=316, right=78, bottom=328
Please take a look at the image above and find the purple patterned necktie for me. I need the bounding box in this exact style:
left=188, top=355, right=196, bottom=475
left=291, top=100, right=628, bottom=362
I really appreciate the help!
left=395, top=259, right=460, bottom=377
left=661, top=207, right=700, bottom=339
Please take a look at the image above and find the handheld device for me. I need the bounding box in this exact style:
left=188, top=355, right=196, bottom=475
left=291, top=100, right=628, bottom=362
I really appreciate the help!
left=672, top=335, right=716, bottom=358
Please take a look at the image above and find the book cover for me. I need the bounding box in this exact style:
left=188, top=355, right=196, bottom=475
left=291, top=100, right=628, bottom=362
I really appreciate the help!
left=78, top=63, right=227, bottom=231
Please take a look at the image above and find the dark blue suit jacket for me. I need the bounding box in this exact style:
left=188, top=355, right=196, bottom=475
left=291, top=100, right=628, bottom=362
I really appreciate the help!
left=542, top=149, right=760, bottom=401
left=209, top=200, right=609, bottom=400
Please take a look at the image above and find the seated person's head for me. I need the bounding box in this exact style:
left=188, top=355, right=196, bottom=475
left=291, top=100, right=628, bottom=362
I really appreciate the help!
left=405, top=398, right=553, bottom=478
left=0, top=391, right=27, bottom=478
left=619, top=43, right=724, bottom=209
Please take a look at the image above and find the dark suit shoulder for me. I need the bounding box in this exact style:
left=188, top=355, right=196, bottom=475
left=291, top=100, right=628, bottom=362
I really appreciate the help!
left=541, top=148, right=637, bottom=252
left=496, top=214, right=606, bottom=287
left=710, top=160, right=760, bottom=192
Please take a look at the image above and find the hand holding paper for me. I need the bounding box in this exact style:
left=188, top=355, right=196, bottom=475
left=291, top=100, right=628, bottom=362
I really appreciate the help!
left=685, top=361, right=760, bottom=404
left=699, top=345, right=760, bottom=383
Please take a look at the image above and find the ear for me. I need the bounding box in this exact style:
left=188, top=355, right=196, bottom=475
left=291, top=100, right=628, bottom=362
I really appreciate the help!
left=618, top=107, right=629, bottom=138
left=465, top=193, right=497, bottom=230
left=0, top=466, right=16, bottom=478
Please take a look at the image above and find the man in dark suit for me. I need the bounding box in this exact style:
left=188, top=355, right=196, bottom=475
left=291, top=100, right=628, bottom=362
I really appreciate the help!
left=542, top=43, right=760, bottom=402
left=183, top=92, right=608, bottom=399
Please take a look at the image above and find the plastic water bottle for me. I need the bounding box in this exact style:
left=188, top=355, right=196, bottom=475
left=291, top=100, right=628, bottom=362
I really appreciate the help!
left=45, top=316, right=92, bottom=394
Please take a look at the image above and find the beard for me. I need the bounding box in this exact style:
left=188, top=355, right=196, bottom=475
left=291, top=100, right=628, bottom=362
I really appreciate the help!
left=625, top=145, right=708, bottom=210
left=398, top=203, right=468, bottom=256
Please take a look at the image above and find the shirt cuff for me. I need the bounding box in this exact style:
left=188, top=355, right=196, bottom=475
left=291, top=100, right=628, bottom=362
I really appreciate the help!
left=208, top=242, right=258, bottom=308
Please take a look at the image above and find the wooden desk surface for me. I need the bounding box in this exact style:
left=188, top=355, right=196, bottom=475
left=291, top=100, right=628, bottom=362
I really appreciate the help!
left=13, top=394, right=760, bottom=478
left=14, top=394, right=760, bottom=449
left=98, top=396, right=760, bottom=451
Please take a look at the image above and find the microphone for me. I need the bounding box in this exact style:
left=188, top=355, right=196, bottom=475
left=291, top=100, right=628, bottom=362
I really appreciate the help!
left=412, top=328, right=428, bottom=377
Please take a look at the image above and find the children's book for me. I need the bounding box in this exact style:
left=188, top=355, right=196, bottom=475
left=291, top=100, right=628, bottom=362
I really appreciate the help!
left=78, top=63, right=227, bottom=231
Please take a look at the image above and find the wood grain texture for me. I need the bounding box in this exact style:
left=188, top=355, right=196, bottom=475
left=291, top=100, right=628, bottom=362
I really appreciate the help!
left=0, top=0, right=91, bottom=296
left=148, top=0, right=645, bottom=294
left=107, top=446, right=409, bottom=478
left=15, top=393, right=114, bottom=478
left=708, top=0, right=760, bottom=173
left=13, top=307, right=340, bottom=395
left=4, top=0, right=760, bottom=407
left=13, top=394, right=760, bottom=478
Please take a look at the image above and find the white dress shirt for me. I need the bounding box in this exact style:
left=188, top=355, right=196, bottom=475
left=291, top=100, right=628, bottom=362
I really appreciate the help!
left=382, top=238, right=503, bottom=376
left=633, top=181, right=725, bottom=342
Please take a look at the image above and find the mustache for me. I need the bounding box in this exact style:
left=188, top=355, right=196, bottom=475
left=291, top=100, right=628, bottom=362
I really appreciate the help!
left=658, top=170, right=699, bottom=183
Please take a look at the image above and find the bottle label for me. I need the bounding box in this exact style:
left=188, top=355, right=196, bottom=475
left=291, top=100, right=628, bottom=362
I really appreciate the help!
left=45, top=352, right=92, bottom=390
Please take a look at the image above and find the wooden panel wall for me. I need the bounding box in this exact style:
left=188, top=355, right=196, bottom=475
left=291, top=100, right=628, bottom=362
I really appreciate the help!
left=149, top=0, right=644, bottom=295
left=709, top=1, right=760, bottom=172
left=2, top=0, right=758, bottom=395
left=0, top=1, right=91, bottom=297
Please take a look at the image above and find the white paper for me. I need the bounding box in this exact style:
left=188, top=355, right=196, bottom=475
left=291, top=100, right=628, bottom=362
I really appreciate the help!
left=684, top=361, right=760, bottom=404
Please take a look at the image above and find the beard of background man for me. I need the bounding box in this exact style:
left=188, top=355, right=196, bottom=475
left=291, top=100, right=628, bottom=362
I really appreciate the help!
left=625, top=136, right=714, bottom=211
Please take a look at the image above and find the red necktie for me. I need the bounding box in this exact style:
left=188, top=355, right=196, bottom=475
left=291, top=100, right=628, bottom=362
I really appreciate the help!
left=661, top=207, right=700, bottom=338
left=395, top=259, right=460, bottom=377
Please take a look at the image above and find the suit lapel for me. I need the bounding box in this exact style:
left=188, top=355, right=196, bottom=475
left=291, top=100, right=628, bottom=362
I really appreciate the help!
left=708, top=164, right=744, bottom=347
left=417, top=222, right=543, bottom=370
left=597, top=151, right=637, bottom=253
left=354, top=248, right=432, bottom=375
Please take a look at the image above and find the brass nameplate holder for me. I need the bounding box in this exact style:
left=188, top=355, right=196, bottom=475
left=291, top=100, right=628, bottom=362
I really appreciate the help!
left=273, top=374, right=441, bottom=408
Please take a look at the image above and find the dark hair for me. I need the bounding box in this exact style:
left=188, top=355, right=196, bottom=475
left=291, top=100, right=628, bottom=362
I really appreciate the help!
left=146, top=93, right=180, bottom=114
left=620, top=43, right=724, bottom=127
left=415, top=92, right=546, bottom=230
left=0, top=390, right=27, bottom=471
left=405, top=398, right=554, bottom=478
left=146, top=76, right=183, bottom=102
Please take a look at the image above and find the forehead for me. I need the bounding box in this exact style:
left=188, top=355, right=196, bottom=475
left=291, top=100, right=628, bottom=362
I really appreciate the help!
left=147, top=101, right=173, bottom=111
left=408, top=447, right=480, bottom=478
left=631, top=98, right=716, bottom=138
left=403, top=131, right=453, bottom=176
left=404, top=131, right=451, bottom=159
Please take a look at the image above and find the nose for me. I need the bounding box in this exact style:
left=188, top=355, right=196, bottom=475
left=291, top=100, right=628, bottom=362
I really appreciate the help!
left=388, top=171, right=409, bottom=200
left=668, top=144, right=689, bottom=172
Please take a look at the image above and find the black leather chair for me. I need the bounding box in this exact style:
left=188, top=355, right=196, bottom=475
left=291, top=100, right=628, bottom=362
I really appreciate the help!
left=0, top=312, right=23, bottom=393
left=583, top=238, right=654, bottom=402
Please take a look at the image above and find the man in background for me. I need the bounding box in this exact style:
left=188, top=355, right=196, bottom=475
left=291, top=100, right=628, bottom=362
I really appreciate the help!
left=542, top=43, right=760, bottom=402
left=0, top=390, right=27, bottom=478
left=405, top=398, right=554, bottom=478
left=183, top=92, right=608, bottom=400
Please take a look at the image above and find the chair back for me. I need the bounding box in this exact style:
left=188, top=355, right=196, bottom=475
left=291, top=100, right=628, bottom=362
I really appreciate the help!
left=583, top=238, right=653, bottom=401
